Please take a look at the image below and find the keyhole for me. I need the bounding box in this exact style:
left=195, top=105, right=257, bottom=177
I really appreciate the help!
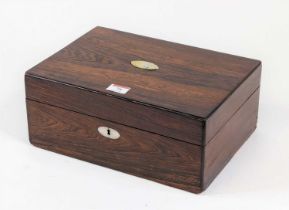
left=98, top=126, right=120, bottom=139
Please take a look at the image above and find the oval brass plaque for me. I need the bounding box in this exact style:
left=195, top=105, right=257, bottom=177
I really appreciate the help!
left=131, top=60, right=159, bottom=70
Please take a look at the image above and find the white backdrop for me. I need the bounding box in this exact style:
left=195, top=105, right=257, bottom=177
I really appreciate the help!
left=0, top=0, right=289, bottom=209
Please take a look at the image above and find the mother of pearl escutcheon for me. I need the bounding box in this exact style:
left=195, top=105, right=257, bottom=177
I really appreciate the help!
left=98, top=126, right=120, bottom=140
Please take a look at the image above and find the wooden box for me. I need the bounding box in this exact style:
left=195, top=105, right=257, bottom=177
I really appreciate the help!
left=25, top=27, right=261, bottom=193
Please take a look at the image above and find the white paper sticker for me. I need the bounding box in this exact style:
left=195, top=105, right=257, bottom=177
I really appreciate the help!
left=106, top=84, right=131, bottom=94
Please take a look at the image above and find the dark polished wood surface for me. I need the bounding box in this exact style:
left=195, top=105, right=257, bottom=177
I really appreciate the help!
left=26, top=26, right=261, bottom=119
left=205, top=65, right=261, bottom=144
left=25, top=75, right=203, bottom=145
left=27, top=99, right=202, bottom=193
left=203, top=88, right=260, bottom=189
left=25, top=27, right=262, bottom=193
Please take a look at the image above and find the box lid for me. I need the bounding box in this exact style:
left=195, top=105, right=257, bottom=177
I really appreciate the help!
left=26, top=26, right=261, bottom=145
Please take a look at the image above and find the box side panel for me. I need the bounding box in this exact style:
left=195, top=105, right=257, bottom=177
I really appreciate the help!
left=202, top=88, right=260, bottom=190
left=26, top=99, right=202, bottom=193
left=205, top=64, right=261, bottom=144
left=25, top=75, right=203, bottom=145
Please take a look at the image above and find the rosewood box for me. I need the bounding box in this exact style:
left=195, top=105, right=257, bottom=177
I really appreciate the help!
left=25, top=27, right=261, bottom=193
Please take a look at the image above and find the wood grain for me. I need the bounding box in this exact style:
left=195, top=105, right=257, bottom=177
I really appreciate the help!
left=25, top=26, right=262, bottom=193
left=205, top=65, right=261, bottom=144
left=26, top=26, right=261, bottom=118
left=202, top=88, right=260, bottom=189
left=25, top=75, right=203, bottom=145
left=27, top=99, right=202, bottom=193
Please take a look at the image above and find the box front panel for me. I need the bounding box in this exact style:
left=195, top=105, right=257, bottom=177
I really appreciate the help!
left=26, top=99, right=202, bottom=193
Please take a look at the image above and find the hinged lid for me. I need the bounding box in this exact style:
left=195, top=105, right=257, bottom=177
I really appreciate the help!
left=25, top=26, right=261, bottom=146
